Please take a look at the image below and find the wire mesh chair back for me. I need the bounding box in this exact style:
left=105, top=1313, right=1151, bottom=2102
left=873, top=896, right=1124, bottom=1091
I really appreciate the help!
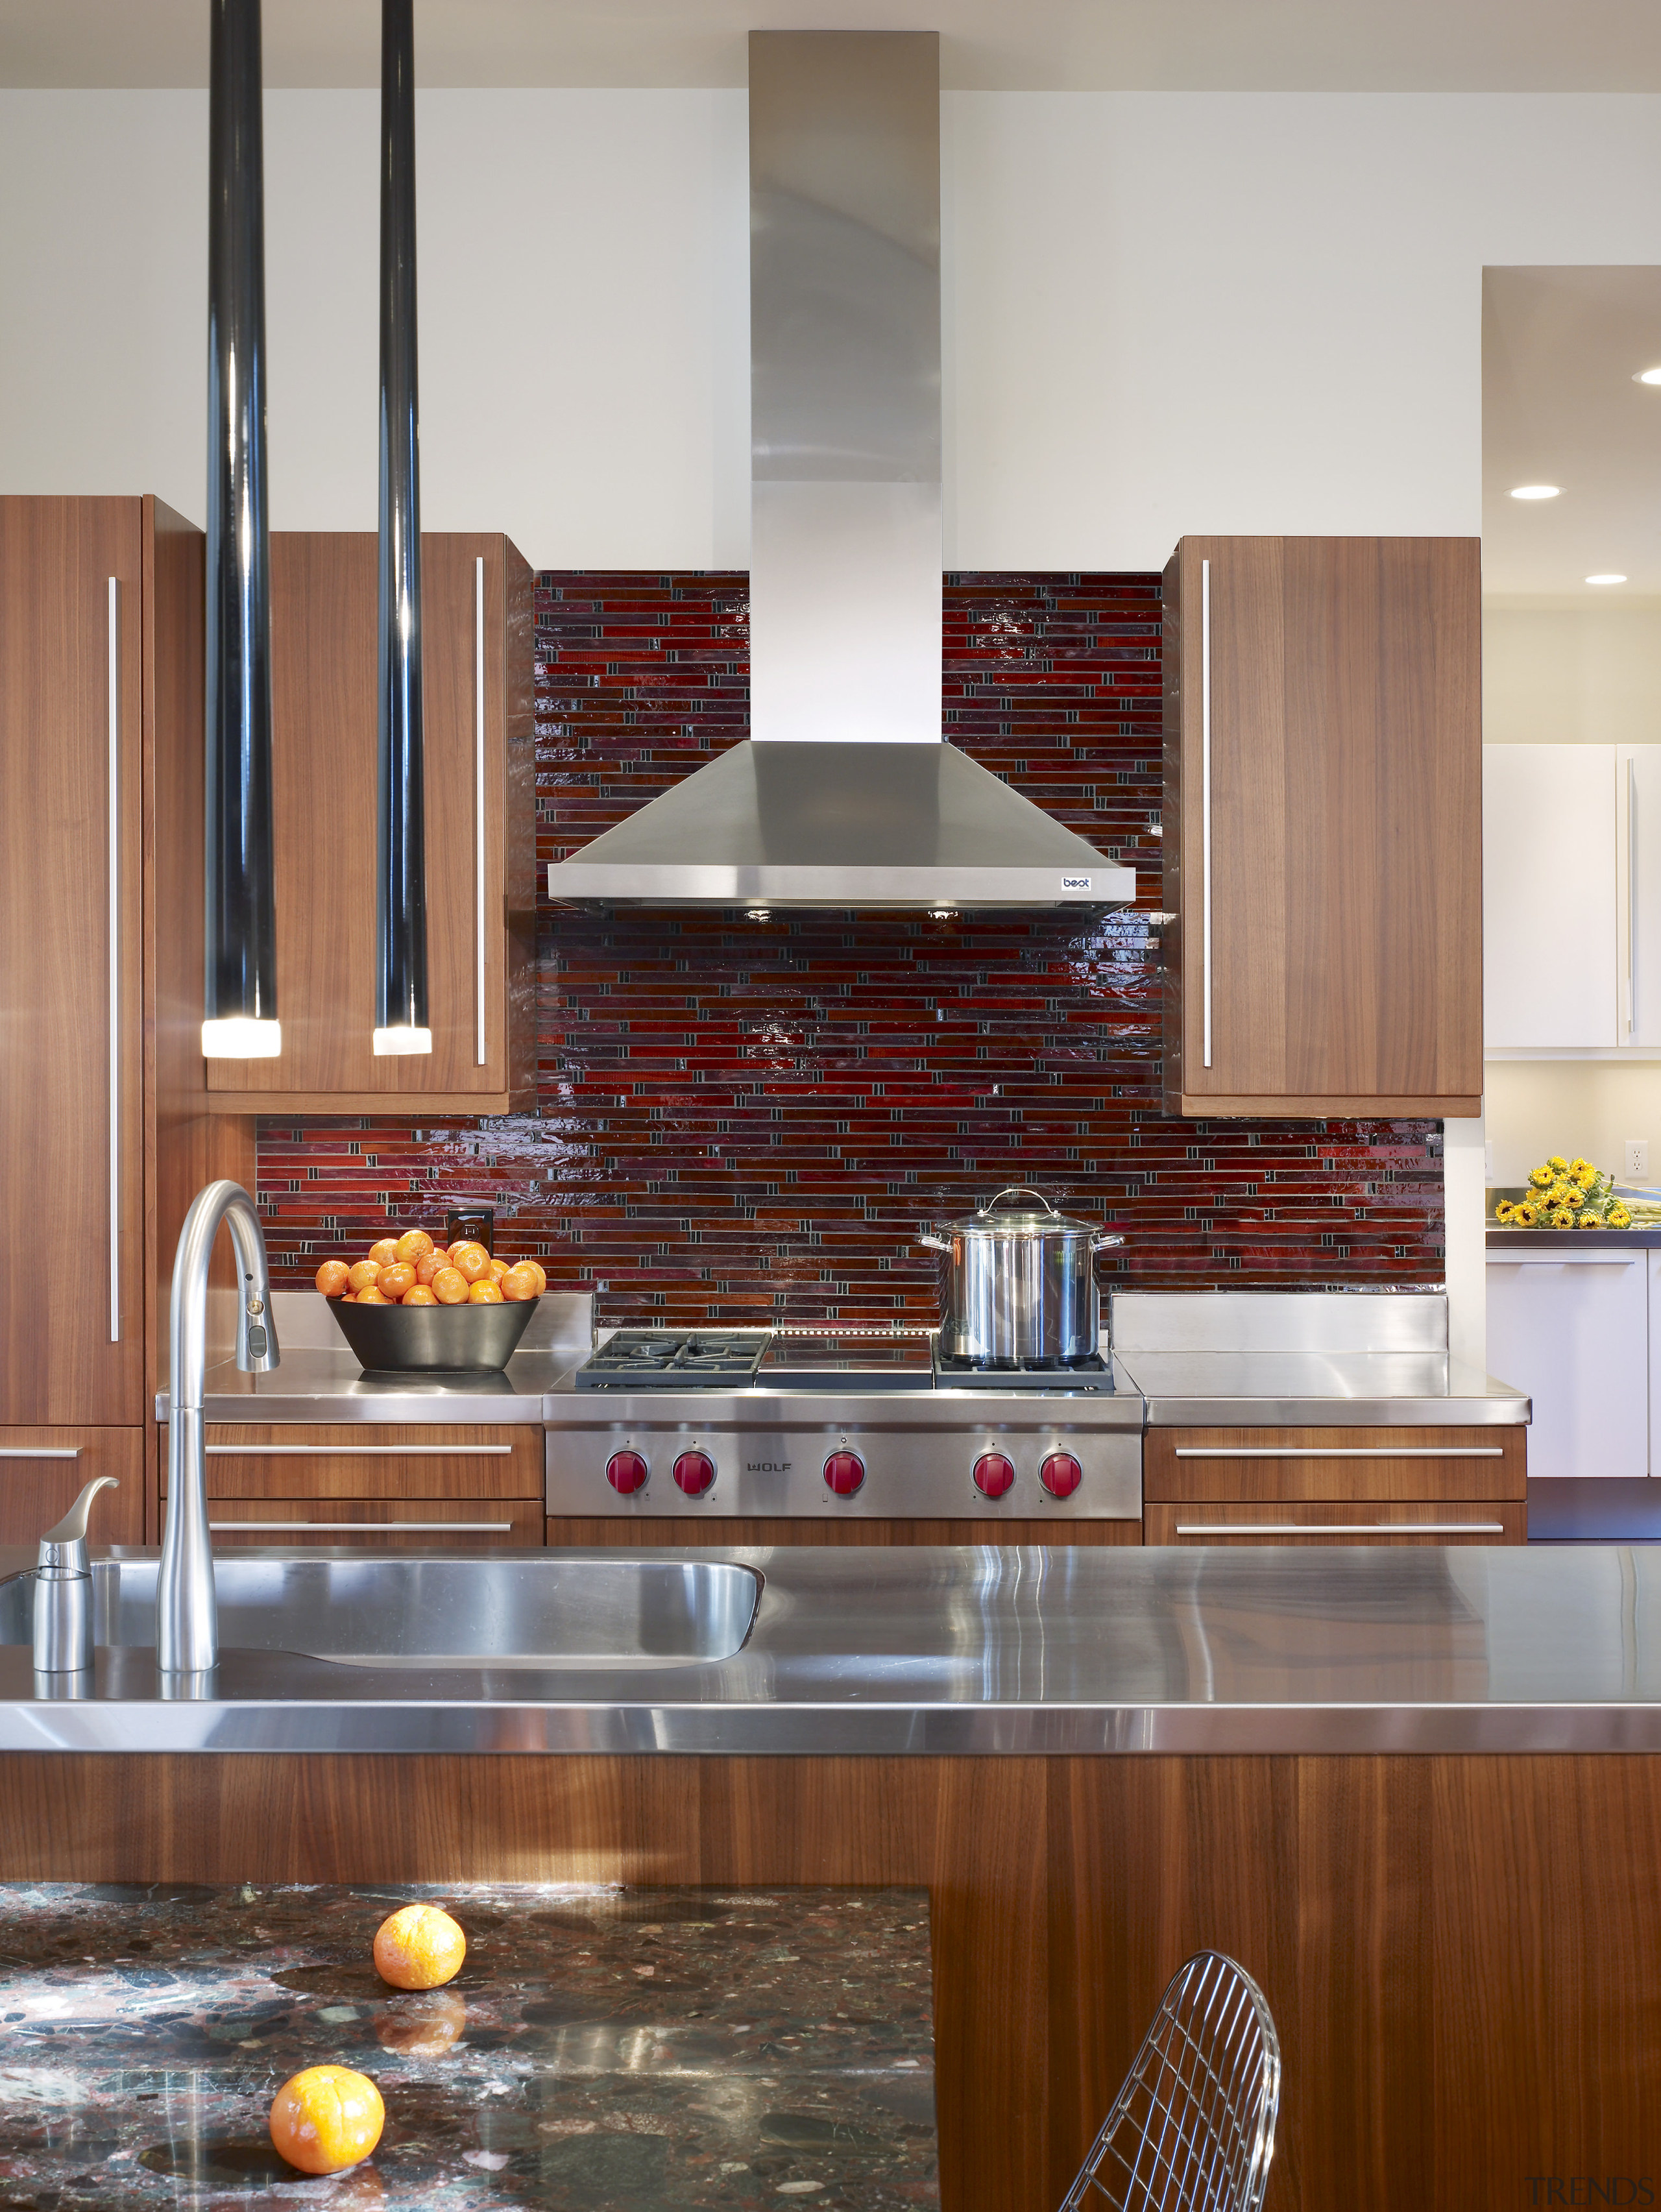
left=1058, top=1949, right=1281, bottom=2212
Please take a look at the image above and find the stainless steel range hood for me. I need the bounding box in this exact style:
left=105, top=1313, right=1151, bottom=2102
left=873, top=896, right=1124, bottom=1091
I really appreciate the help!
left=546, top=30, right=1135, bottom=912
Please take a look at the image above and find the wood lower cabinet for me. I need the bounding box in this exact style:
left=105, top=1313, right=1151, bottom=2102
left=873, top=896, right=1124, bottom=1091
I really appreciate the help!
left=1143, top=1424, right=1527, bottom=1545
left=0, top=1431, right=145, bottom=1547
left=1161, top=535, right=1482, bottom=1117
left=204, top=533, right=535, bottom=1112
left=159, top=1424, right=544, bottom=1549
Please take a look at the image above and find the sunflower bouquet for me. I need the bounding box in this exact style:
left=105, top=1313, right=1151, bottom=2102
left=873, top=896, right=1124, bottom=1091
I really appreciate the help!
left=1495, top=1155, right=1632, bottom=1231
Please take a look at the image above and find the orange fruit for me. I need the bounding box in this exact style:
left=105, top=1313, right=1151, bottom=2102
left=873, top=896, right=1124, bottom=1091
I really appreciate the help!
left=431, top=1266, right=469, bottom=1306
left=524, top=1259, right=548, bottom=1296
left=341, top=1291, right=357, bottom=1302
left=394, top=1230, right=434, bottom=1265
left=414, top=1251, right=447, bottom=1286
left=467, top=1279, right=503, bottom=1304
left=489, top=1257, right=509, bottom=1283
left=347, top=1259, right=382, bottom=1294
left=355, top=1285, right=389, bottom=1305
left=500, top=1263, right=540, bottom=1302
left=452, top=1243, right=492, bottom=1284
left=315, top=1260, right=351, bottom=1298
left=377, top=1262, right=417, bottom=1302
left=368, top=1239, right=400, bottom=1269
left=402, top=1283, right=437, bottom=1307
left=375, top=1990, right=467, bottom=2056
left=269, top=2065, right=384, bottom=2175
left=373, top=1904, right=467, bottom=1990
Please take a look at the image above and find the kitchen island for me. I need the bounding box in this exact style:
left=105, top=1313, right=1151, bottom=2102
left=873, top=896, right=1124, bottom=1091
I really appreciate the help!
left=1, top=1540, right=1657, bottom=2211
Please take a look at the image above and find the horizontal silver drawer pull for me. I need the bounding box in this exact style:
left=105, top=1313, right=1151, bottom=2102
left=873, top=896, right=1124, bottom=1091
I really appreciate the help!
left=1173, top=1446, right=1505, bottom=1459
left=0, top=1447, right=82, bottom=1460
left=1174, top=1520, right=1507, bottom=1536
left=209, top=1519, right=516, bottom=1533
left=204, top=1443, right=513, bottom=1457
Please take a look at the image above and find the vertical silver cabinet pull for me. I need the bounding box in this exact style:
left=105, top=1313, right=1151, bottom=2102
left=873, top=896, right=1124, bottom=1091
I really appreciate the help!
left=1629, top=755, right=1639, bottom=1037
left=475, top=553, right=487, bottom=1067
left=106, top=577, right=120, bottom=1344
left=1200, top=555, right=1213, bottom=1070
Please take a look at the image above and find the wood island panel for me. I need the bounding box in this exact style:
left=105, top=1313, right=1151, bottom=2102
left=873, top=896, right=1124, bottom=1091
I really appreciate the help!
left=5, top=1751, right=1659, bottom=2212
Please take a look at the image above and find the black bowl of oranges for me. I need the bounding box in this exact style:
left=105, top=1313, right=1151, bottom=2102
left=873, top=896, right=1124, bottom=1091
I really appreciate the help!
left=316, top=1231, right=546, bottom=1374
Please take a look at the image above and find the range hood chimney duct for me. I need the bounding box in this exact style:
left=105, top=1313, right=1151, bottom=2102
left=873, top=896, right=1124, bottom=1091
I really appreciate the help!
left=546, top=31, right=1134, bottom=912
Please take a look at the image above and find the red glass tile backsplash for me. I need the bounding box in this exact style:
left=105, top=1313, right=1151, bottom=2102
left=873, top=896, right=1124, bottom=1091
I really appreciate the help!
left=255, top=572, right=1444, bottom=1320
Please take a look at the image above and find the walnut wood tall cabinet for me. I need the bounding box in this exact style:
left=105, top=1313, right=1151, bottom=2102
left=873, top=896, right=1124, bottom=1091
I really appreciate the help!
left=0, top=496, right=252, bottom=1547
left=1162, top=536, right=1483, bottom=1116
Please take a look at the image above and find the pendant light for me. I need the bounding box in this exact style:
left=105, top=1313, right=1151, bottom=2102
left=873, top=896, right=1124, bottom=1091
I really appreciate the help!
left=372, top=0, right=431, bottom=1055
left=202, top=0, right=280, bottom=1058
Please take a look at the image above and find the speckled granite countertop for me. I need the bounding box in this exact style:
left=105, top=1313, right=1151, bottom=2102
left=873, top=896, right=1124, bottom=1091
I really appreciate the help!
left=0, top=1882, right=937, bottom=2210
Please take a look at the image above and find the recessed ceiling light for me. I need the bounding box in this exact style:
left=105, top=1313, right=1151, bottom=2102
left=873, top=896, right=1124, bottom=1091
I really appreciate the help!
left=1636, top=368, right=1661, bottom=385
left=1586, top=574, right=1629, bottom=587
left=1509, top=484, right=1561, bottom=500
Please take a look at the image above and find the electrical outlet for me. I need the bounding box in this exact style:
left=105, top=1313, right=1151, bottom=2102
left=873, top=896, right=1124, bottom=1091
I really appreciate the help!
left=1625, top=1138, right=1650, bottom=1181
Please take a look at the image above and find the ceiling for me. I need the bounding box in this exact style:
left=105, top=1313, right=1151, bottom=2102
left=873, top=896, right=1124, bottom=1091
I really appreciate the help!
left=1483, top=269, right=1661, bottom=599
left=8, top=0, right=1661, bottom=91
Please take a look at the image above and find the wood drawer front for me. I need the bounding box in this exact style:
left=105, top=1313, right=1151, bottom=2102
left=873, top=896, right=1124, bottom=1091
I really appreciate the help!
left=164, top=1425, right=542, bottom=1501
left=0, top=1429, right=145, bottom=1547
left=204, top=1498, right=545, bottom=1547
left=1144, top=1425, right=1526, bottom=1501
left=1144, top=1499, right=1525, bottom=1546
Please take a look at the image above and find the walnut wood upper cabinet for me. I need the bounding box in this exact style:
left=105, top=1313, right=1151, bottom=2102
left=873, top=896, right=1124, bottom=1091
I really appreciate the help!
left=1161, top=537, right=1482, bottom=1117
left=205, top=533, right=536, bottom=1113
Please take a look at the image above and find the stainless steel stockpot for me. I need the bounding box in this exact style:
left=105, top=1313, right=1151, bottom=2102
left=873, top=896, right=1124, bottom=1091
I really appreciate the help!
left=917, top=1187, right=1124, bottom=1366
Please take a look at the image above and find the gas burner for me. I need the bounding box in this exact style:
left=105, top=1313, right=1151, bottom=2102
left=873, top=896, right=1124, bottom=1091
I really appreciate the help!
left=932, top=1346, right=1113, bottom=1392
left=576, top=1330, right=769, bottom=1391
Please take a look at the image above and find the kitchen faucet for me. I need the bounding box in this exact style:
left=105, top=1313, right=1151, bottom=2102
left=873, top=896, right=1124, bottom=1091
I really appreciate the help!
left=158, top=1180, right=280, bottom=1677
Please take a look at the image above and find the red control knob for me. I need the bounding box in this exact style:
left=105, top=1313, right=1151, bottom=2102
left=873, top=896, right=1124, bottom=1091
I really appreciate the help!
left=606, top=1449, right=649, bottom=1495
left=973, top=1452, right=1016, bottom=1499
left=823, top=1449, right=866, bottom=1498
left=1041, top=1450, right=1083, bottom=1499
left=673, top=1449, right=716, bottom=1497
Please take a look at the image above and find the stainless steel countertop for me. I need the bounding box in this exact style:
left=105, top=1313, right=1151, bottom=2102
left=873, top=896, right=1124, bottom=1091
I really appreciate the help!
left=158, top=1291, right=1529, bottom=1431
left=169, top=1346, right=566, bottom=1424
left=1, top=1542, right=1653, bottom=1754
left=1113, top=1350, right=1530, bottom=1427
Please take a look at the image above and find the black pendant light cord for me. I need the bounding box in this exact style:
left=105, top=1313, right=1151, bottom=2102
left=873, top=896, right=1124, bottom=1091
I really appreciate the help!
left=204, top=0, right=278, bottom=1049
left=375, top=0, right=430, bottom=1049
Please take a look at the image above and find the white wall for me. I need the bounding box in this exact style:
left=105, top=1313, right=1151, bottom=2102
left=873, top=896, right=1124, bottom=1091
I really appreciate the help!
left=1485, top=601, right=1661, bottom=746
left=8, top=90, right=1661, bottom=566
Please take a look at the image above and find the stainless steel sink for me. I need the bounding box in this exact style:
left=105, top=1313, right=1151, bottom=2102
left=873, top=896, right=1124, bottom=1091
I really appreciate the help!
left=0, top=1554, right=761, bottom=1670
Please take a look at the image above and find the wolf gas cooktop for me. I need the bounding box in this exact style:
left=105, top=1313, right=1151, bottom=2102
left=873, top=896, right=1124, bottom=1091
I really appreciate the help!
left=546, top=1328, right=1143, bottom=1523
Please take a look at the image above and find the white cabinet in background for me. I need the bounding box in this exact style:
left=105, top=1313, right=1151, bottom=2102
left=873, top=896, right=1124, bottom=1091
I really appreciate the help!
left=1486, top=1247, right=1649, bottom=1478
left=1483, top=744, right=1617, bottom=1049
left=1484, top=742, right=1661, bottom=1052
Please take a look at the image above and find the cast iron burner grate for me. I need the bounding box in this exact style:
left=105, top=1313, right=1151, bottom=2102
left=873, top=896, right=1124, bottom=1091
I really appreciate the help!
left=932, top=1346, right=1113, bottom=1392
left=577, top=1330, right=769, bottom=1390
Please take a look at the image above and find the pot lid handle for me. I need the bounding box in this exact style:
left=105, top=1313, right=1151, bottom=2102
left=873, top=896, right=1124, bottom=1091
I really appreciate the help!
left=984, top=1186, right=1059, bottom=1216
